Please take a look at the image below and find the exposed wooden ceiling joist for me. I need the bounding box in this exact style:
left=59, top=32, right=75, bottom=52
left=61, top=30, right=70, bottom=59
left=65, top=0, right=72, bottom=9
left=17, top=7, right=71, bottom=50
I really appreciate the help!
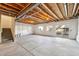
left=28, top=16, right=44, bottom=23
left=33, top=8, right=53, bottom=19
left=45, top=3, right=64, bottom=20
left=0, top=10, right=15, bottom=17
left=36, top=7, right=56, bottom=21
left=29, top=9, right=53, bottom=22
left=16, top=3, right=40, bottom=19
left=0, top=4, right=19, bottom=13
left=3, top=3, right=21, bottom=10
left=38, top=6, right=57, bottom=22
left=56, top=3, right=65, bottom=19
left=16, top=3, right=31, bottom=16
left=0, top=3, right=78, bottom=24
left=64, top=3, right=68, bottom=17
left=72, top=3, right=78, bottom=16
left=67, top=3, right=74, bottom=17
left=0, top=7, right=17, bottom=15
left=41, top=3, right=60, bottom=20
left=57, top=3, right=66, bottom=19
left=20, top=18, right=37, bottom=24
left=16, top=3, right=26, bottom=8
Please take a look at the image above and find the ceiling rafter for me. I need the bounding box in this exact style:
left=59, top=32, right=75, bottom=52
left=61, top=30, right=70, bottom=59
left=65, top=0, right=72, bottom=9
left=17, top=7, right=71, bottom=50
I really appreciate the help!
left=66, top=3, right=74, bottom=18
left=20, top=18, right=37, bottom=24
left=22, top=18, right=38, bottom=23
left=27, top=16, right=44, bottom=23
left=39, top=5, right=58, bottom=21
left=45, top=3, right=65, bottom=20
left=35, top=7, right=55, bottom=21
left=38, top=7, right=57, bottom=21
left=24, top=8, right=54, bottom=23
left=42, top=3, right=60, bottom=20
left=3, top=3, right=21, bottom=10
left=30, top=10, right=52, bottom=21
left=0, top=7, right=17, bottom=15
left=0, top=3, right=78, bottom=24
left=64, top=3, right=68, bottom=18
left=16, top=3, right=31, bottom=16
left=0, top=4, right=19, bottom=13
left=0, top=9, right=17, bottom=16
left=32, top=13, right=54, bottom=22
left=16, top=3, right=25, bottom=8
left=56, top=3, right=65, bottom=19
left=33, top=8, right=53, bottom=19
left=30, top=16, right=44, bottom=22
left=25, top=11, right=48, bottom=21
left=0, top=6, right=18, bottom=13
left=72, top=3, right=78, bottom=16
left=0, top=10, right=15, bottom=17
left=19, top=21, right=35, bottom=24
left=18, top=14, right=44, bottom=23
left=16, top=3, right=40, bottom=19
left=31, top=14, right=45, bottom=21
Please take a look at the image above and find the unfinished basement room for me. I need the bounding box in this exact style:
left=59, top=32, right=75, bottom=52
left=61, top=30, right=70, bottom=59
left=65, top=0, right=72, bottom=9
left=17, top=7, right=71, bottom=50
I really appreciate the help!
left=0, top=3, right=79, bottom=56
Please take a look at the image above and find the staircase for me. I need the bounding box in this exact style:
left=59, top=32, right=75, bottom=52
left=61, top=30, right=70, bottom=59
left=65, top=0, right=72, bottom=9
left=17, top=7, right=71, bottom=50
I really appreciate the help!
left=1, top=28, right=14, bottom=42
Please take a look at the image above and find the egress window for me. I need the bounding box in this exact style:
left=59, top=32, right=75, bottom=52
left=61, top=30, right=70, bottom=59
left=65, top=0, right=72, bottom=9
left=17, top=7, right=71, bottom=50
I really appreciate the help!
left=38, top=26, right=43, bottom=31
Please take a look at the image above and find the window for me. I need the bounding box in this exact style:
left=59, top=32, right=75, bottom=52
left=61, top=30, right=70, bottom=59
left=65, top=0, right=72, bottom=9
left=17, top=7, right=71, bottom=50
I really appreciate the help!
left=46, top=26, right=53, bottom=31
left=38, top=26, right=43, bottom=31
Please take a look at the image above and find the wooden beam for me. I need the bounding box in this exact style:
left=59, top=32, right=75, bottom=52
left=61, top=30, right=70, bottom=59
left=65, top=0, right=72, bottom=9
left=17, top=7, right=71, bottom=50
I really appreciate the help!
left=36, top=7, right=56, bottom=21
left=72, top=3, right=78, bottom=16
left=56, top=3, right=65, bottom=19
left=64, top=3, right=68, bottom=17
left=33, top=8, right=53, bottom=19
left=38, top=7, right=57, bottom=21
left=67, top=3, right=74, bottom=17
left=37, top=7, right=56, bottom=21
left=26, top=16, right=44, bottom=23
left=30, top=9, right=53, bottom=22
left=0, top=10, right=15, bottom=17
left=20, top=18, right=37, bottom=24
left=0, top=7, right=17, bottom=15
left=74, top=5, right=79, bottom=16
left=4, top=3, right=21, bottom=10
left=16, top=3, right=25, bottom=8
left=41, top=4, right=60, bottom=20
left=16, top=3, right=31, bottom=16
left=24, top=7, right=54, bottom=22
left=0, top=4, right=19, bottom=13
left=16, top=3, right=40, bottom=19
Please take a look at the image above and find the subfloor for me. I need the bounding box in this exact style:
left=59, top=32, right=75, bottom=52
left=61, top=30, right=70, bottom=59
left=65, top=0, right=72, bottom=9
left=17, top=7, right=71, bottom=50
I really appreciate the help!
left=0, top=35, right=79, bottom=56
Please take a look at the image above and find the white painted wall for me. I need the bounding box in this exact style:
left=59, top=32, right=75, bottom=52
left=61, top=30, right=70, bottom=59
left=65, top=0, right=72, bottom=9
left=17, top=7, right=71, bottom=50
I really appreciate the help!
left=76, top=17, right=79, bottom=42
left=33, top=19, right=78, bottom=39
left=15, top=22, right=33, bottom=36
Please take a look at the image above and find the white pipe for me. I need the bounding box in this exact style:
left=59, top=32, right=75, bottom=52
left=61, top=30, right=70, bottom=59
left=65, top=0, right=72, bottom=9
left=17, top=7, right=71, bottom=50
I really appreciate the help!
left=72, top=3, right=77, bottom=16
left=16, top=3, right=40, bottom=19
left=64, top=3, right=67, bottom=17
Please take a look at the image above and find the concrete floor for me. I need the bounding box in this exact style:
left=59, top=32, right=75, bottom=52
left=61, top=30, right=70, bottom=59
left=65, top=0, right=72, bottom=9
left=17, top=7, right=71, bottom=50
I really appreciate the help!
left=0, top=35, right=79, bottom=56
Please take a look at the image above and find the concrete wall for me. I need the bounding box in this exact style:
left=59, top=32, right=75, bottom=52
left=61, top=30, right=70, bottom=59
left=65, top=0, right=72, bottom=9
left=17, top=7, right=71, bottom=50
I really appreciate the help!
left=33, top=19, right=78, bottom=39
left=15, top=22, right=33, bottom=36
